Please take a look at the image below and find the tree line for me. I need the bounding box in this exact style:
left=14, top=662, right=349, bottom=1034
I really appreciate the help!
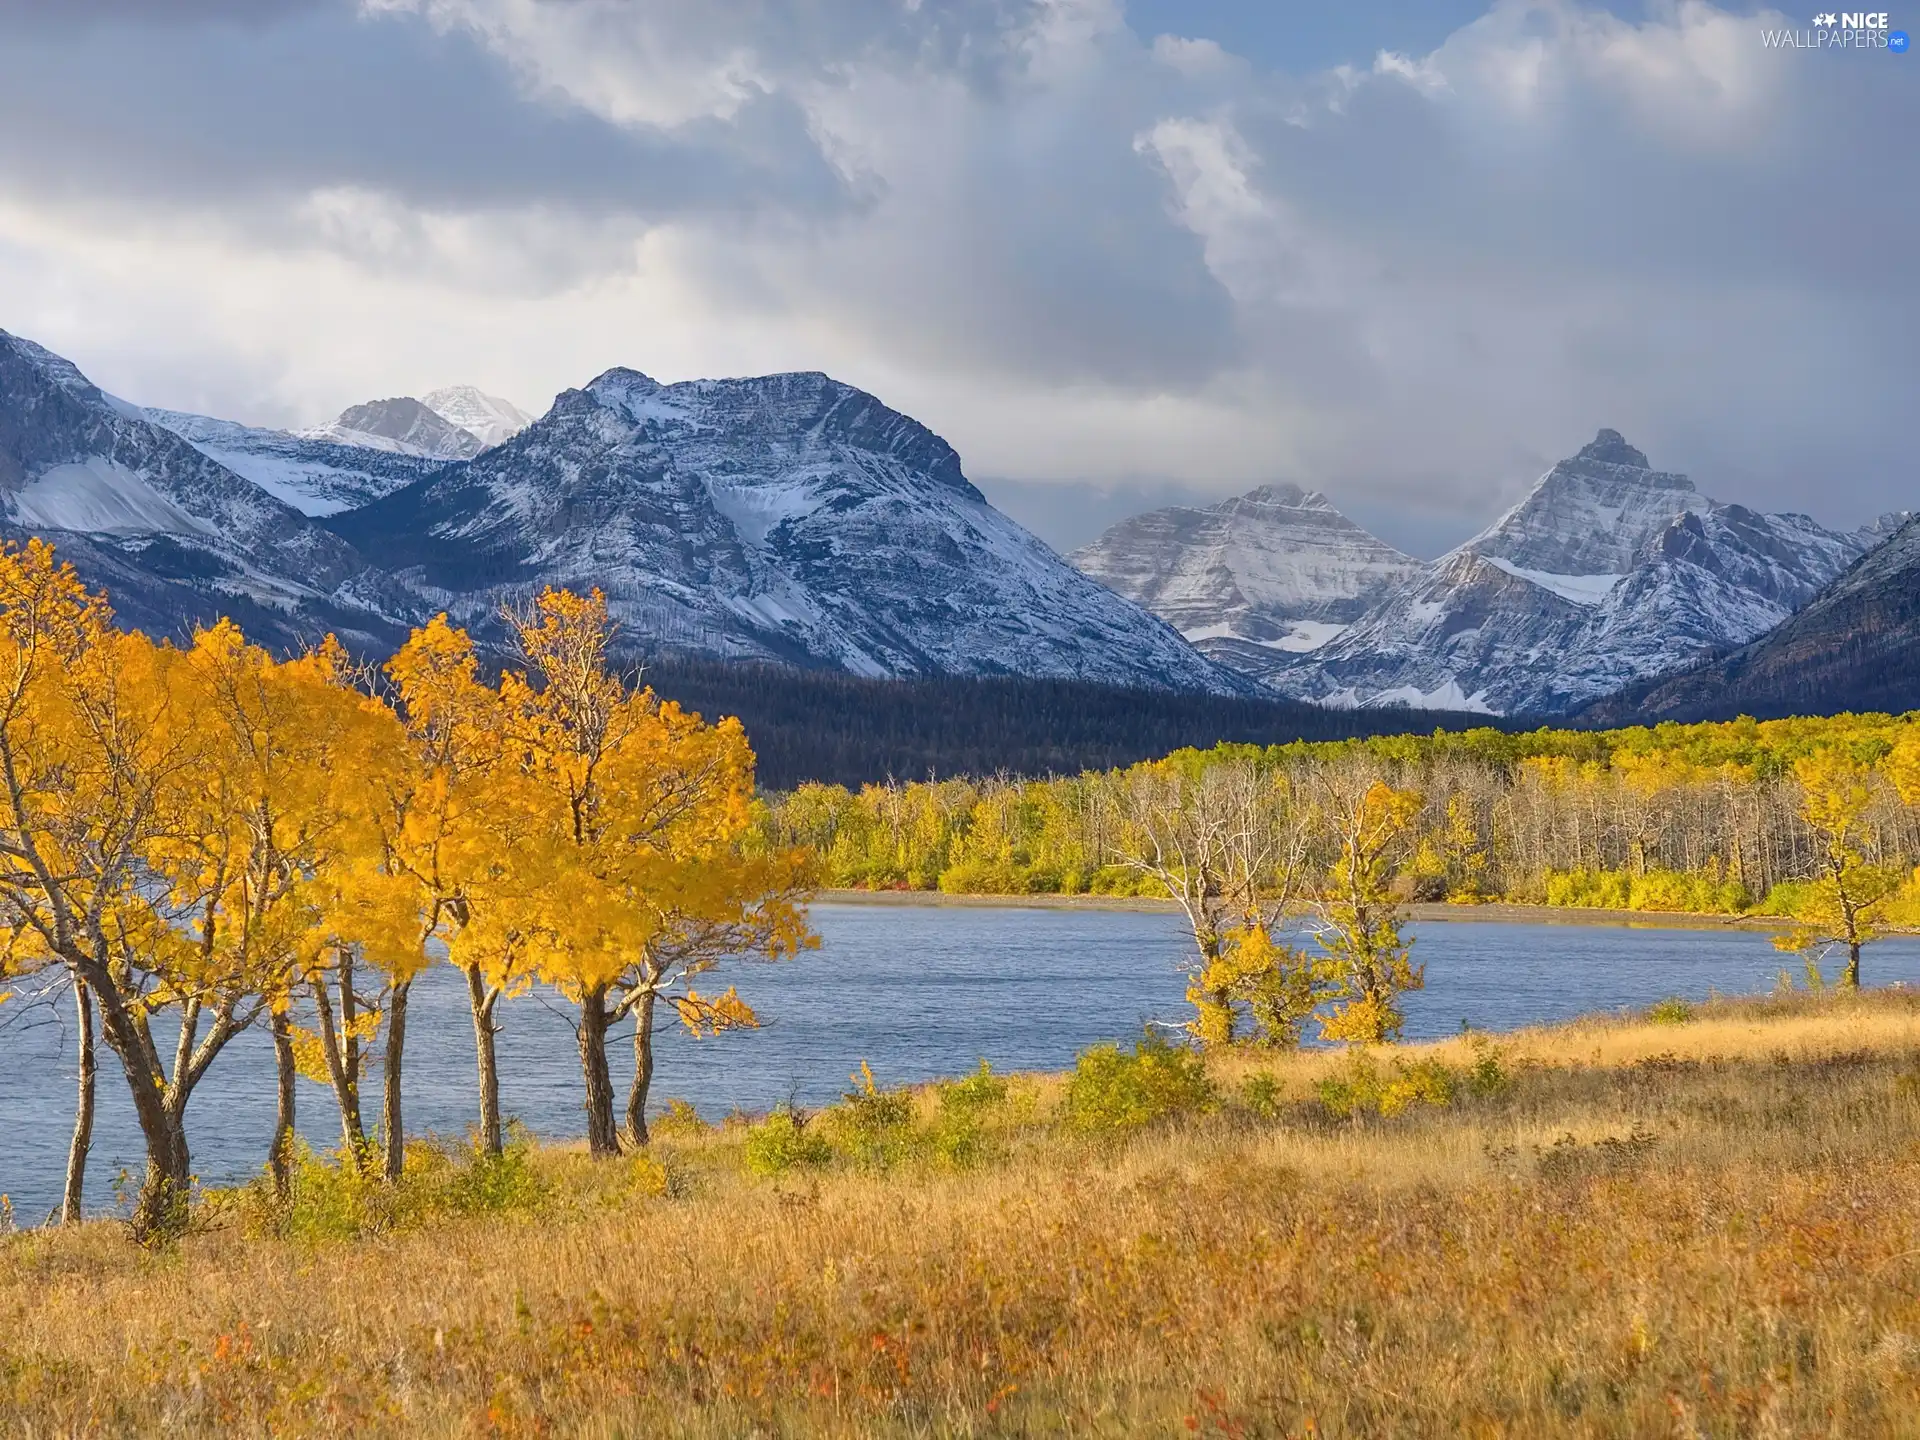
left=765, top=716, right=1920, bottom=1035
left=0, top=540, right=813, bottom=1242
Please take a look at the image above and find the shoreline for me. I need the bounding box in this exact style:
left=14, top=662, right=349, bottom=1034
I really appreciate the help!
left=817, top=888, right=1796, bottom=933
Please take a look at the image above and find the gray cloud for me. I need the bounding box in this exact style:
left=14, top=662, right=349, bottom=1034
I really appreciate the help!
left=0, top=0, right=1912, bottom=547
left=0, top=4, right=850, bottom=227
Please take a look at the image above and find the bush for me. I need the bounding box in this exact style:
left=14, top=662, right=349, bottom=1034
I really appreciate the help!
left=928, top=1061, right=1010, bottom=1169
left=1318, top=1044, right=1509, bottom=1120
left=1647, top=996, right=1695, bottom=1026
left=1239, top=1072, right=1283, bottom=1119
left=1544, top=867, right=1749, bottom=915
left=825, top=1062, right=918, bottom=1170
left=741, top=1109, right=833, bottom=1178
left=651, top=1098, right=711, bottom=1139
left=1064, top=1032, right=1216, bottom=1134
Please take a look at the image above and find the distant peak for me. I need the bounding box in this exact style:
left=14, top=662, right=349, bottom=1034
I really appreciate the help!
left=1575, top=428, right=1650, bottom=470
left=588, top=366, right=663, bottom=394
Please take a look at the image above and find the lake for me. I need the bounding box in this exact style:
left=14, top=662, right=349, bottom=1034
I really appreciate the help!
left=6, top=903, right=1919, bottom=1224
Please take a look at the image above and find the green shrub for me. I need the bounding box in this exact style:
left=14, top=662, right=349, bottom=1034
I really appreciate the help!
left=1647, top=996, right=1695, bottom=1026
left=651, top=1098, right=711, bottom=1139
left=1064, top=1032, right=1216, bottom=1134
left=825, top=1062, right=918, bottom=1170
left=1317, top=1049, right=1509, bottom=1120
left=742, top=1109, right=833, bottom=1178
left=1239, top=1072, right=1283, bottom=1119
left=927, top=1061, right=1010, bottom=1169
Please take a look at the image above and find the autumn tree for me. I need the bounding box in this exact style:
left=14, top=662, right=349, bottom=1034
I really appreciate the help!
left=383, top=614, right=525, bottom=1158
left=1108, top=758, right=1329, bottom=1048
left=502, top=589, right=815, bottom=1155
left=1772, top=749, right=1902, bottom=989
left=0, top=541, right=268, bottom=1240
left=1314, top=773, right=1425, bottom=1044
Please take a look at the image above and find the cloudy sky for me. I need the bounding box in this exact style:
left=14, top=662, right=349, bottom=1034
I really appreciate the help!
left=0, top=0, right=1911, bottom=554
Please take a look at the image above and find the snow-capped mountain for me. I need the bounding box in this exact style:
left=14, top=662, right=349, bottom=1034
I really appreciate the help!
left=423, top=386, right=535, bottom=448
left=1585, top=514, right=1920, bottom=724
left=1262, top=430, right=1872, bottom=716
left=328, top=368, right=1234, bottom=690
left=146, top=409, right=449, bottom=516
left=0, top=329, right=405, bottom=651
left=302, top=396, right=484, bottom=459
left=1070, top=484, right=1423, bottom=676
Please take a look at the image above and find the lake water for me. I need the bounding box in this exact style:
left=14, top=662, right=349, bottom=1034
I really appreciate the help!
left=6, top=903, right=1920, bottom=1225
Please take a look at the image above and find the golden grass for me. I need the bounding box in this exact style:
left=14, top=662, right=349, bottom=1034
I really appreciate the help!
left=12, top=989, right=1920, bottom=1436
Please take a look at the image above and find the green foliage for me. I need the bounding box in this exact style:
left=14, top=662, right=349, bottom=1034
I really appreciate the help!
left=650, top=1098, right=711, bottom=1139
left=824, top=1061, right=919, bottom=1170
left=1064, top=1033, right=1217, bottom=1134
left=236, top=1136, right=550, bottom=1242
left=1647, top=996, right=1695, bottom=1026
left=1317, top=1043, right=1510, bottom=1120
left=1239, top=1071, right=1283, bottom=1119
left=741, top=1109, right=834, bottom=1178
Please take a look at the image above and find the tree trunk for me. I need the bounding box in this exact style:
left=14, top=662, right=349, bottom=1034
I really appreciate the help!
left=624, top=988, right=658, bottom=1149
left=1846, top=939, right=1863, bottom=990
left=381, top=979, right=410, bottom=1182
left=577, top=984, right=619, bottom=1158
left=311, top=961, right=368, bottom=1165
left=464, top=964, right=503, bottom=1158
left=270, top=1008, right=296, bottom=1201
left=80, top=971, right=190, bottom=1244
left=61, top=980, right=95, bottom=1225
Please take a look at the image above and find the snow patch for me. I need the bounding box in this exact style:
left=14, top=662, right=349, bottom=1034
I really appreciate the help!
left=9, top=458, right=213, bottom=536
left=1483, top=556, right=1623, bottom=605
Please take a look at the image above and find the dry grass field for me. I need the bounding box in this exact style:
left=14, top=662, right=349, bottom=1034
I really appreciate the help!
left=11, top=988, right=1920, bottom=1436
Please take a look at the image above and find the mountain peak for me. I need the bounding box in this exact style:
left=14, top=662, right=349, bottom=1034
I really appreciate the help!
left=421, top=386, right=533, bottom=449
left=314, top=396, right=482, bottom=460
left=1576, top=428, right=1650, bottom=470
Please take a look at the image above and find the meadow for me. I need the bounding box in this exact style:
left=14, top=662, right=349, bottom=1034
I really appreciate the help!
left=10, top=986, right=1920, bottom=1437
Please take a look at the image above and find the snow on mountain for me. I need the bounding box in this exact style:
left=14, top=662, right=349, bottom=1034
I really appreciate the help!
left=0, top=328, right=406, bottom=651
left=1069, top=484, right=1424, bottom=678
left=329, top=367, right=1235, bottom=690
left=301, top=396, right=484, bottom=459
left=1262, top=430, right=1871, bottom=716
left=147, top=409, right=449, bottom=516
left=1584, top=515, right=1920, bottom=724
left=422, top=386, right=534, bottom=448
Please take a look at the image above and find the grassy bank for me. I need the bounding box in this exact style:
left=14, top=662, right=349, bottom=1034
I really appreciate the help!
left=10, top=990, right=1920, bottom=1435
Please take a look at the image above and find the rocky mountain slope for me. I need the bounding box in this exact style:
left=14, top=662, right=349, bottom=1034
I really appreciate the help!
left=329, top=367, right=1233, bottom=689
left=0, top=328, right=407, bottom=651
left=1069, top=484, right=1423, bottom=674
left=2, top=331, right=1232, bottom=692
left=145, top=409, right=449, bottom=516
left=1261, top=431, right=1875, bottom=716
left=149, top=386, right=535, bottom=515
left=1582, top=515, right=1920, bottom=723
left=305, top=396, right=484, bottom=459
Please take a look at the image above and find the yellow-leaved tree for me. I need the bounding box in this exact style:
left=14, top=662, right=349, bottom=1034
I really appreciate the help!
left=0, top=540, right=277, bottom=1240
left=1772, top=748, right=1902, bottom=989
left=383, top=613, right=529, bottom=1158
left=501, top=589, right=815, bottom=1154
left=1315, top=774, right=1425, bottom=1045
left=1108, top=758, right=1330, bottom=1047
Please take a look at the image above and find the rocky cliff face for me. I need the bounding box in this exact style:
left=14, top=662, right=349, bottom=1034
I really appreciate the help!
left=1261, top=431, right=1871, bottom=715
left=1069, top=484, right=1423, bottom=675
left=328, top=367, right=1234, bottom=689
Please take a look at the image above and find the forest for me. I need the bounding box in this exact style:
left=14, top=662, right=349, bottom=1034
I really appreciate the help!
left=635, top=655, right=1492, bottom=789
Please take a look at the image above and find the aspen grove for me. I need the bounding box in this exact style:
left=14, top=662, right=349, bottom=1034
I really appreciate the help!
left=0, top=541, right=814, bottom=1242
